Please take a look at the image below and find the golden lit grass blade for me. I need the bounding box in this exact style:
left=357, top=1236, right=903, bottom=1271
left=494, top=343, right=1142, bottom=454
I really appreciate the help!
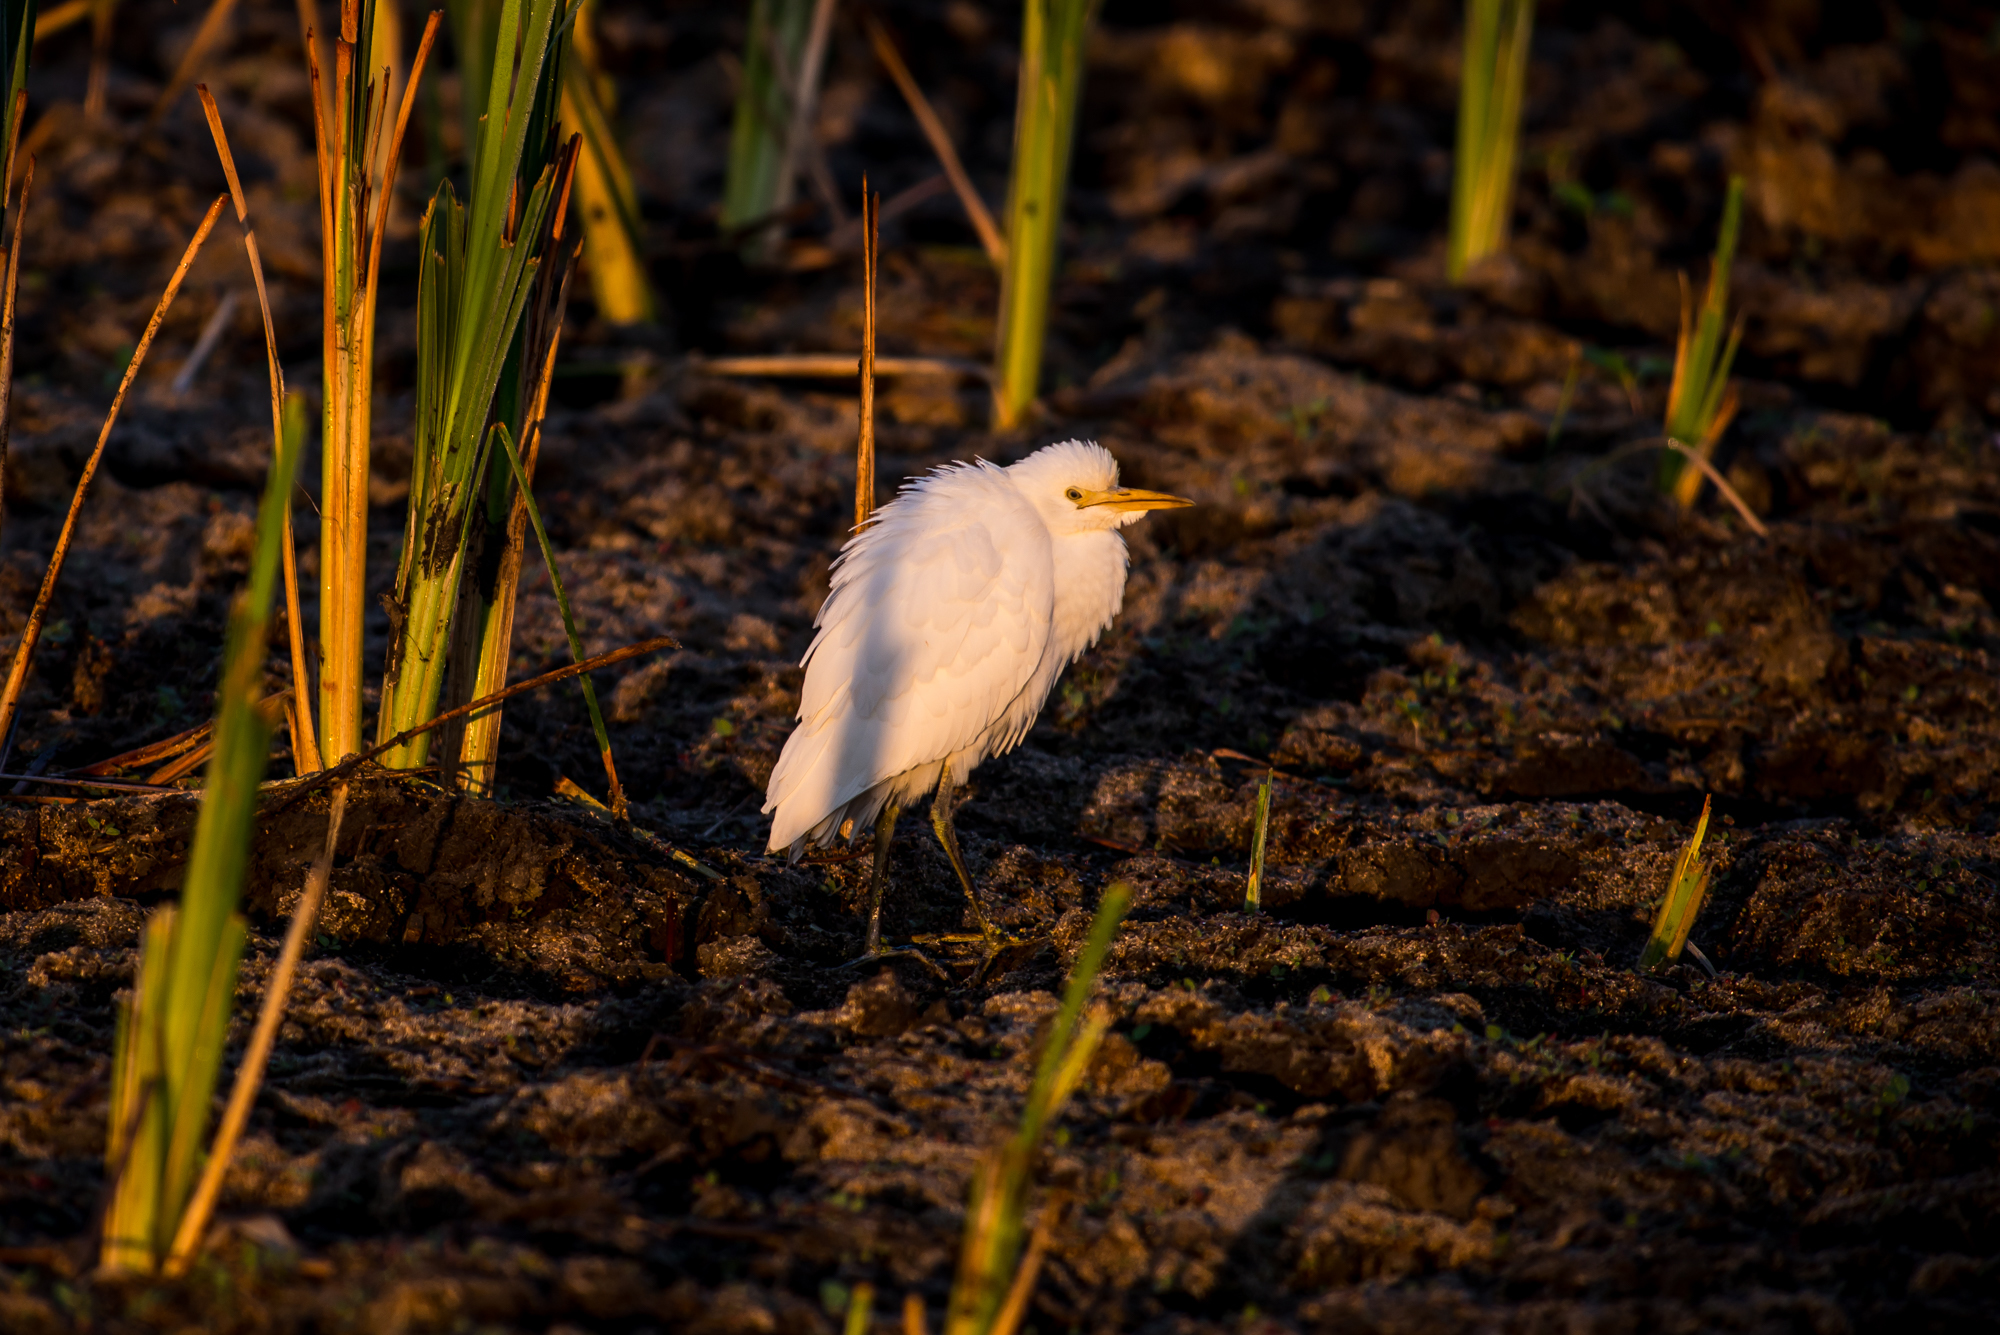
left=100, top=385, right=307, bottom=1274
left=2, top=0, right=30, bottom=186
left=82, top=0, right=113, bottom=117
left=0, top=197, right=225, bottom=753
left=1662, top=174, right=1745, bottom=500
left=843, top=1282, right=875, bottom=1335
left=166, top=780, right=349, bottom=1273
left=32, top=0, right=78, bottom=41
left=1446, top=0, right=1533, bottom=283
left=561, top=6, right=654, bottom=325
left=1638, top=794, right=1713, bottom=971
left=311, top=1, right=441, bottom=766
left=721, top=0, right=814, bottom=260
left=377, top=0, right=570, bottom=769
left=1244, top=769, right=1271, bottom=912
left=991, top=0, right=1091, bottom=429
left=489, top=420, right=625, bottom=815
left=198, top=86, right=322, bottom=774
left=865, top=14, right=1004, bottom=266
left=946, top=881, right=1129, bottom=1335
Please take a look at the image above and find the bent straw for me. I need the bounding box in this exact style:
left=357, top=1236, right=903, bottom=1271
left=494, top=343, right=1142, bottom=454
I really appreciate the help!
left=197, top=85, right=322, bottom=774
left=165, top=782, right=350, bottom=1273
left=702, top=352, right=984, bottom=380
left=0, top=196, right=227, bottom=750
left=864, top=14, right=1004, bottom=266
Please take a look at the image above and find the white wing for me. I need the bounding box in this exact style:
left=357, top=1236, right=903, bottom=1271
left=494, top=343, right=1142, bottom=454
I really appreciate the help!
left=764, top=462, right=1053, bottom=852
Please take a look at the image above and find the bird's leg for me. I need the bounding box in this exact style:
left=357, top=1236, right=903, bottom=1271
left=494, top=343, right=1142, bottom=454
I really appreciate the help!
left=930, top=761, right=995, bottom=942
left=866, top=802, right=899, bottom=957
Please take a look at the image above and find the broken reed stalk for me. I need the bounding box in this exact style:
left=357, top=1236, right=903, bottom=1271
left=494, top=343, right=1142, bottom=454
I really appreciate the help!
left=1244, top=769, right=1271, bottom=912
left=721, top=0, right=816, bottom=261
left=1447, top=0, right=1533, bottom=283
left=856, top=182, right=878, bottom=530
left=0, top=148, right=30, bottom=556
left=991, top=0, right=1091, bottom=429
left=704, top=353, right=984, bottom=380
left=308, top=1, right=441, bottom=767
left=864, top=14, right=1005, bottom=266
left=1663, top=175, right=1746, bottom=503
left=446, top=121, right=582, bottom=796
left=944, top=881, right=1129, bottom=1335
left=561, top=0, right=655, bottom=325
left=0, top=196, right=226, bottom=754
left=1638, top=794, right=1713, bottom=972
left=377, top=0, right=571, bottom=772
left=197, top=84, right=323, bottom=774
left=101, top=394, right=307, bottom=1275
left=165, top=782, right=349, bottom=1273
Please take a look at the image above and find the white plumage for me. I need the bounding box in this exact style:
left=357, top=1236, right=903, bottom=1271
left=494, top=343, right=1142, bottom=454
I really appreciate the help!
left=764, top=440, right=1189, bottom=865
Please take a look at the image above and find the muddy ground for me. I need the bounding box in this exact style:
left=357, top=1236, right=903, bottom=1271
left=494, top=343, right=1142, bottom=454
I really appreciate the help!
left=2, top=0, right=2000, bottom=1331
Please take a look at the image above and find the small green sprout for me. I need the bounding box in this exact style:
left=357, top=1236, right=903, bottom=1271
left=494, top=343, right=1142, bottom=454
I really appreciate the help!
left=1638, top=795, right=1714, bottom=972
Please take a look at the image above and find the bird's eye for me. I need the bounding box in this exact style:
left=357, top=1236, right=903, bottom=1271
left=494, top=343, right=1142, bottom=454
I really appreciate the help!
left=1065, top=487, right=1083, bottom=502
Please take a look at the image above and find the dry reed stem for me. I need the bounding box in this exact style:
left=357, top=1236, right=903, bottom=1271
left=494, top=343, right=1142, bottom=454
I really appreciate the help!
left=197, top=85, right=323, bottom=774
left=365, top=10, right=440, bottom=321
left=704, top=353, right=984, bottom=380
left=988, top=1200, right=1061, bottom=1335
left=83, top=0, right=113, bottom=117
left=904, top=1292, right=928, bottom=1335
left=776, top=0, right=841, bottom=227
left=164, top=783, right=350, bottom=1273
left=0, top=195, right=227, bottom=750
left=864, top=14, right=1005, bottom=265
left=824, top=173, right=947, bottom=252
left=2, top=86, right=24, bottom=208
left=0, top=149, right=30, bottom=557
left=856, top=182, right=879, bottom=530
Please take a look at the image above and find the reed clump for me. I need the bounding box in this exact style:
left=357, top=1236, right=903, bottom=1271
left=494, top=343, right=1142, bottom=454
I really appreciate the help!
left=1662, top=175, right=1747, bottom=505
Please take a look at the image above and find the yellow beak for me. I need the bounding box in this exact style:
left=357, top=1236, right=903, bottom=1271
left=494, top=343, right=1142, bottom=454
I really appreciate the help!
left=1074, top=486, right=1195, bottom=512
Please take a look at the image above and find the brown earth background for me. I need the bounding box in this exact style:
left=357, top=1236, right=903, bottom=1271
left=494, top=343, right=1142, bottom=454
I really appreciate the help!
left=2, top=0, right=1999, bottom=1331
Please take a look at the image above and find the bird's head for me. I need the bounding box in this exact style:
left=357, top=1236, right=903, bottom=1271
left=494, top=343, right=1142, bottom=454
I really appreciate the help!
left=1007, top=439, right=1193, bottom=536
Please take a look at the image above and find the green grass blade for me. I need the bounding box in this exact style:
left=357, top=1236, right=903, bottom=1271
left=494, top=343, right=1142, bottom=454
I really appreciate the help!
left=490, top=421, right=620, bottom=799
left=948, top=881, right=1129, bottom=1335
left=1448, top=0, right=1533, bottom=282
left=991, top=0, right=1093, bottom=427
left=1661, top=175, right=1745, bottom=491
left=101, top=393, right=306, bottom=1273
left=1245, top=770, right=1272, bottom=912
left=1639, top=795, right=1712, bottom=970
left=721, top=0, right=814, bottom=253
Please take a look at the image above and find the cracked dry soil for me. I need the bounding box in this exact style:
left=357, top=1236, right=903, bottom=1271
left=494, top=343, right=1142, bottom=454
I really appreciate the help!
left=3, top=1, right=2000, bottom=1332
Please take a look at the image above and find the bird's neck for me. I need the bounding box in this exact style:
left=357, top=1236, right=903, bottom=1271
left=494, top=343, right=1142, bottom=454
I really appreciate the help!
left=1048, top=529, right=1130, bottom=666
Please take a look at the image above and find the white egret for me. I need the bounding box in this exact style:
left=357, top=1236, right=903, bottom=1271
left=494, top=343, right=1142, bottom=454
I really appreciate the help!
left=763, top=439, right=1192, bottom=954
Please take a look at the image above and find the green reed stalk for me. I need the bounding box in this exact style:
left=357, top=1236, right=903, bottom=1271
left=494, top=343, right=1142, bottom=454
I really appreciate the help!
left=991, top=0, right=1091, bottom=429
left=720, top=0, right=814, bottom=260
left=101, top=399, right=306, bottom=1274
left=945, top=881, right=1129, bottom=1335
left=1638, top=795, right=1712, bottom=971
left=1663, top=175, right=1746, bottom=501
left=377, top=0, right=571, bottom=770
left=1447, top=0, right=1533, bottom=283
left=310, top=0, right=438, bottom=765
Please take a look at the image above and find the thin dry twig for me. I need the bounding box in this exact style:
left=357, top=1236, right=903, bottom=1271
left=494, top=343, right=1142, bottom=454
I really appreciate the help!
left=0, top=149, right=31, bottom=557
left=824, top=172, right=947, bottom=252
left=856, top=181, right=878, bottom=530
left=863, top=14, right=1005, bottom=265
left=164, top=784, right=351, bottom=1274
left=277, top=635, right=681, bottom=808
left=152, top=0, right=245, bottom=123
left=167, top=289, right=241, bottom=397
left=699, top=353, right=985, bottom=380
left=0, top=195, right=228, bottom=750
left=198, top=85, right=323, bottom=774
